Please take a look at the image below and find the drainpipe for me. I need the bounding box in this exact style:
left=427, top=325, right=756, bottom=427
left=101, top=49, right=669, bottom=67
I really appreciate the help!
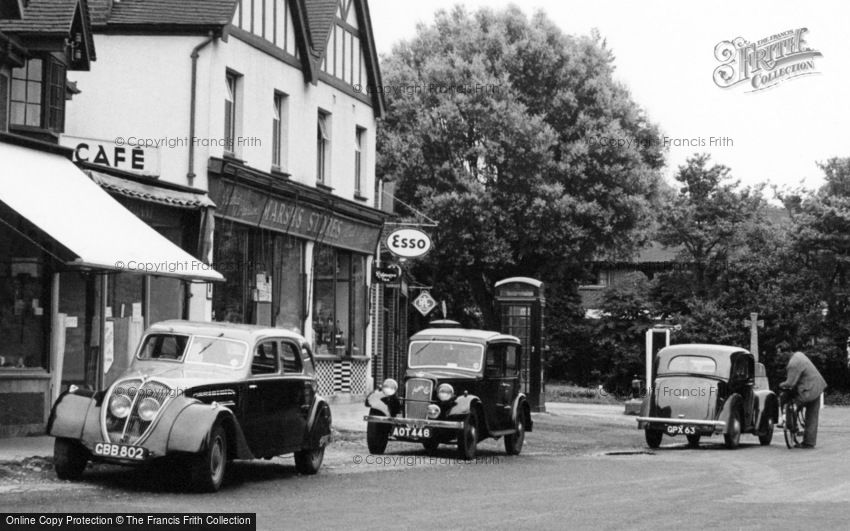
left=187, top=31, right=217, bottom=186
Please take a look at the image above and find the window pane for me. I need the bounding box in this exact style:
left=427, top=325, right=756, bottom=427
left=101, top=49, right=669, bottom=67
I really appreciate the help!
left=312, top=244, right=335, bottom=355
left=25, top=104, right=40, bottom=126
left=252, top=341, right=279, bottom=374
left=27, top=58, right=42, bottom=81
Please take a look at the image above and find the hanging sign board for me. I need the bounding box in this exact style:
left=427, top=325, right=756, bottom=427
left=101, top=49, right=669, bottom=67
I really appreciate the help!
left=413, top=291, right=438, bottom=316
left=386, top=228, right=432, bottom=259
left=373, top=263, right=402, bottom=283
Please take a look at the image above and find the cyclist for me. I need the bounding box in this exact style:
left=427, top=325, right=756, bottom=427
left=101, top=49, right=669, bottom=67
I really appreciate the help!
left=778, top=350, right=827, bottom=448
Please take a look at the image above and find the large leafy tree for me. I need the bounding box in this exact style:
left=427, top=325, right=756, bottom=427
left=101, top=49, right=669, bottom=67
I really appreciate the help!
left=377, top=6, right=666, bottom=326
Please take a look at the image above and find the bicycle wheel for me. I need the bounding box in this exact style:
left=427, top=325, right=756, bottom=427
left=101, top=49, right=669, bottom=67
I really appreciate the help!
left=783, top=403, right=806, bottom=448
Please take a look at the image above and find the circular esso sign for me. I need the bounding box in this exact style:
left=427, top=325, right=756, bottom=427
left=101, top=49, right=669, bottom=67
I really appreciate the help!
left=386, top=229, right=432, bottom=258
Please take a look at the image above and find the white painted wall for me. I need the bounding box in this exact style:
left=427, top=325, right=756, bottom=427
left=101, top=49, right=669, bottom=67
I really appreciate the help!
left=64, top=30, right=380, bottom=334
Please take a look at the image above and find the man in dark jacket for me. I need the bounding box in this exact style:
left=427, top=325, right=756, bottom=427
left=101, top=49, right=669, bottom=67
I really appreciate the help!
left=780, top=351, right=827, bottom=448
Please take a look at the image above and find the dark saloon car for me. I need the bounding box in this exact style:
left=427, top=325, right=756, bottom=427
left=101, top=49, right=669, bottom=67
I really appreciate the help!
left=49, top=321, right=332, bottom=491
left=637, top=344, right=778, bottom=449
left=364, top=327, right=532, bottom=459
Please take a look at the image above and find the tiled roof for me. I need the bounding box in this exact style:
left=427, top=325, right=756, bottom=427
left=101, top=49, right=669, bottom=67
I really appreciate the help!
left=0, top=0, right=79, bottom=34
left=96, top=0, right=238, bottom=27
left=303, top=0, right=336, bottom=58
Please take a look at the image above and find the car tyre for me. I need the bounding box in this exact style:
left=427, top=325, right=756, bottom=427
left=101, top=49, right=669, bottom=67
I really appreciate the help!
left=645, top=429, right=662, bottom=449
left=686, top=434, right=701, bottom=448
left=367, top=420, right=390, bottom=455
left=724, top=409, right=742, bottom=449
left=457, top=409, right=479, bottom=460
left=189, top=422, right=227, bottom=492
left=54, top=438, right=88, bottom=480
left=759, top=420, right=774, bottom=446
left=294, top=446, right=325, bottom=475
left=504, top=409, right=526, bottom=455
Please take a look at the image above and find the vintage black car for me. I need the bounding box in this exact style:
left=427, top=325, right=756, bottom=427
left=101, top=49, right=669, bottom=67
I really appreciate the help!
left=364, top=327, right=532, bottom=459
left=48, top=321, right=332, bottom=491
left=637, top=344, right=779, bottom=449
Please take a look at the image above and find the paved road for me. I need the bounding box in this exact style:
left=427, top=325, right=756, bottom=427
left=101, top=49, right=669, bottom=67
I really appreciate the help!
left=3, top=403, right=850, bottom=529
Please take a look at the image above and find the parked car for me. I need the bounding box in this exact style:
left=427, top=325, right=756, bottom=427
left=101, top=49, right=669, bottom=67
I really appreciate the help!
left=637, top=344, right=778, bottom=449
left=48, top=321, right=332, bottom=491
left=364, top=326, right=532, bottom=459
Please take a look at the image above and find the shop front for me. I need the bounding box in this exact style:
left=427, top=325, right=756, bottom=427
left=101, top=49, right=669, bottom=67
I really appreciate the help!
left=208, top=159, right=385, bottom=399
left=0, top=142, right=222, bottom=437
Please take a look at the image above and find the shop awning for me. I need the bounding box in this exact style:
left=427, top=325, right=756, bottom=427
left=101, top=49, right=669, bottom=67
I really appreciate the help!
left=87, top=169, right=216, bottom=209
left=0, top=142, right=223, bottom=281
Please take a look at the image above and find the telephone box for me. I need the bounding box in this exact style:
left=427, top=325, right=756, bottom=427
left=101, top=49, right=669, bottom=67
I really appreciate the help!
left=495, top=277, right=546, bottom=412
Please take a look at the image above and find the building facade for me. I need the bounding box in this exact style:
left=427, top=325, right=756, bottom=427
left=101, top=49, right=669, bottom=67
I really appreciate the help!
left=64, top=0, right=387, bottom=399
left=0, top=0, right=221, bottom=437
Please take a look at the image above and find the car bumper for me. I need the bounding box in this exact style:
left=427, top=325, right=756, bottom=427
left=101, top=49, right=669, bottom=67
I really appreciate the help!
left=637, top=416, right=726, bottom=434
left=363, top=415, right=464, bottom=430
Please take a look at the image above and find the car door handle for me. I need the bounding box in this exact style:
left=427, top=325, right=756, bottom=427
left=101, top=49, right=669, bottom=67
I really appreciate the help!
left=249, top=384, right=257, bottom=389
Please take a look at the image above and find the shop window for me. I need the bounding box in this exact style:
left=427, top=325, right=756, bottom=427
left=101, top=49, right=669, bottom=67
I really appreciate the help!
left=312, top=244, right=367, bottom=358
left=213, top=222, right=250, bottom=323
left=273, top=235, right=304, bottom=332
left=317, top=111, right=330, bottom=185
left=354, top=127, right=365, bottom=197
left=9, top=56, right=65, bottom=133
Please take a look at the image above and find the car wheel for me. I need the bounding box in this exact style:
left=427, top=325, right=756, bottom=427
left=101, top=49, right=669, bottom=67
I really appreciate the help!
left=457, top=409, right=479, bottom=460
left=504, top=410, right=526, bottom=455
left=422, top=439, right=440, bottom=455
left=367, top=420, right=390, bottom=455
left=189, top=422, right=227, bottom=492
left=54, top=438, right=88, bottom=480
left=686, top=434, right=701, bottom=448
left=724, top=409, right=742, bottom=449
left=645, top=429, right=662, bottom=449
left=294, top=446, right=325, bottom=475
left=759, top=420, right=774, bottom=446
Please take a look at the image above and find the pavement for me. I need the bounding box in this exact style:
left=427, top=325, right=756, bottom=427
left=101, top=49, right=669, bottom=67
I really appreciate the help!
left=0, top=400, right=368, bottom=463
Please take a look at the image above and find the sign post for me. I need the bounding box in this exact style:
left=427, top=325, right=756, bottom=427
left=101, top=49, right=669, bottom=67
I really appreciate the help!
left=742, top=312, right=765, bottom=363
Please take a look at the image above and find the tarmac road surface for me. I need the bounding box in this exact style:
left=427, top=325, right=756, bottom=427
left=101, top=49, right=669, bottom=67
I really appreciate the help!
left=3, top=402, right=850, bottom=529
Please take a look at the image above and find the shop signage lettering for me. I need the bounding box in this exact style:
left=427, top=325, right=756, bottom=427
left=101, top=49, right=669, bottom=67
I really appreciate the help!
left=373, top=263, right=402, bottom=283
left=213, top=180, right=381, bottom=255
left=60, top=135, right=161, bottom=177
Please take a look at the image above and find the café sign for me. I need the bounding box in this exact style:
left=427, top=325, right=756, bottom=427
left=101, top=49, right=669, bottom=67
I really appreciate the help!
left=386, top=228, right=432, bottom=259
left=373, top=263, right=402, bottom=283
left=60, top=135, right=161, bottom=177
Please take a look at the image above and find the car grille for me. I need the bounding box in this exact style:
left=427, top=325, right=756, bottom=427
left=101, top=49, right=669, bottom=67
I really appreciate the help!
left=103, top=379, right=172, bottom=444
left=405, top=378, right=433, bottom=419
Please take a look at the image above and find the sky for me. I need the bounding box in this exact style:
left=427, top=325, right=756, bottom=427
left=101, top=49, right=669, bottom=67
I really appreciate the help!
left=368, top=0, right=850, bottom=193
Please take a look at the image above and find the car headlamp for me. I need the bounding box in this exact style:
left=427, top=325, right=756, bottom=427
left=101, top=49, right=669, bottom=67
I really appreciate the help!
left=108, top=394, right=132, bottom=419
left=381, top=378, right=398, bottom=396
left=137, top=397, right=161, bottom=422
left=427, top=404, right=441, bottom=419
left=437, top=383, right=455, bottom=402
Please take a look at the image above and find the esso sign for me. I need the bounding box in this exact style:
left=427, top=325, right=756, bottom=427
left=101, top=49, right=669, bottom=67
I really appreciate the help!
left=386, top=229, right=432, bottom=258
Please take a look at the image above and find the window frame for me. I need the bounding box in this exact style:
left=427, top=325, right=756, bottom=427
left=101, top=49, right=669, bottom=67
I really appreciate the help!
left=354, top=126, right=365, bottom=196
left=251, top=339, right=280, bottom=376
left=224, top=71, right=240, bottom=156
left=272, top=91, right=288, bottom=171
left=316, top=110, right=331, bottom=185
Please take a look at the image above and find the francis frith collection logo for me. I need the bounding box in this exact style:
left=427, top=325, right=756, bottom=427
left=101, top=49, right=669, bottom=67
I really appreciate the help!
left=713, top=28, right=822, bottom=92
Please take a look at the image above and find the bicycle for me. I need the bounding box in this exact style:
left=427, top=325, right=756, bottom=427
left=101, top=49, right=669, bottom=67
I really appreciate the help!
left=781, top=399, right=807, bottom=449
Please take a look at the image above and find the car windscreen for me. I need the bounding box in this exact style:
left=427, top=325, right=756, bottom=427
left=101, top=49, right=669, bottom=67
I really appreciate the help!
left=665, top=355, right=717, bottom=375
left=184, top=336, right=248, bottom=369
left=408, top=341, right=484, bottom=371
left=137, top=334, right=189, bottom=361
